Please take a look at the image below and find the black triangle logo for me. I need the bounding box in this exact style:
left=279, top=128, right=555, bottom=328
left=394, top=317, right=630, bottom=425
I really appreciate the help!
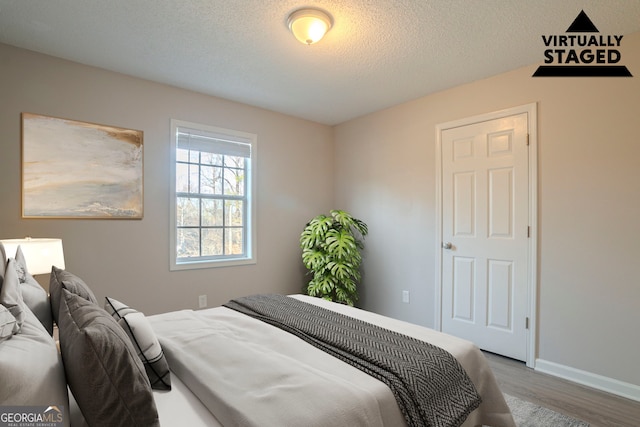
left=566, top=10, right=599, bottom=33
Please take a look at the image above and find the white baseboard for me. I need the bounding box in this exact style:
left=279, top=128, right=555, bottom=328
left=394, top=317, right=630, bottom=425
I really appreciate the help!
left=535, top=359, right=640, bottom=402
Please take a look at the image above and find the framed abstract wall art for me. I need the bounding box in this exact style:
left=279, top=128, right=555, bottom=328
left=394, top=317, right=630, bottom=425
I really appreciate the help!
left=21, top=113, right=143, bottom=219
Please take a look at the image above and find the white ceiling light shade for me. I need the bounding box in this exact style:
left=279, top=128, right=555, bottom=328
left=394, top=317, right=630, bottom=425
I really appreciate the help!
left=287, top=8, right=333, bottom=45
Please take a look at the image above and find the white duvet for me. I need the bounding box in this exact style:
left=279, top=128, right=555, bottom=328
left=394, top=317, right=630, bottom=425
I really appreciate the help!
left=148, top=295, right=515, bottom=427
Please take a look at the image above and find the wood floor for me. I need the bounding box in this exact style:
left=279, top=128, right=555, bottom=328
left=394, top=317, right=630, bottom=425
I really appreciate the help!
left=484, top=352, right=640, bottom=426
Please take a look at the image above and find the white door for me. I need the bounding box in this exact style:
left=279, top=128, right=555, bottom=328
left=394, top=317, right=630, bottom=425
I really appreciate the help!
left=440, top=113, right=529, bottom=361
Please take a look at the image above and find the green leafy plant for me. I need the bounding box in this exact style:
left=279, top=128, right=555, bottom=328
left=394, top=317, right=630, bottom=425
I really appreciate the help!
left=300, top=210, right=368, bottom=306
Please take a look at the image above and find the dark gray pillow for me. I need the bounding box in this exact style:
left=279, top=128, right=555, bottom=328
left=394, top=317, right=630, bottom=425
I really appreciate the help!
left=58, top=289, right=160, bottom=427
left=49, top=266, right=98, bottom=325
left=105, top=297, right=172, bottom=390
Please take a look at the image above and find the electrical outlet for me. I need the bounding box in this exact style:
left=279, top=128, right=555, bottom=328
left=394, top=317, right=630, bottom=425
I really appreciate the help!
left=402, top=290, right=410, bottom=304
left=198, top=294, right=207, bottom=309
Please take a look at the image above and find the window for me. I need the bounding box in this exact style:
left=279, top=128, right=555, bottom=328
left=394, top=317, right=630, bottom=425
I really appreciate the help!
left=170, top=120, right=256, bottom=270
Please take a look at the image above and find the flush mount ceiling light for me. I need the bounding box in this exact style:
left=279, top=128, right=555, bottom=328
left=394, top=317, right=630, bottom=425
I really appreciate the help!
left=287, top=8, right=333, bottom=45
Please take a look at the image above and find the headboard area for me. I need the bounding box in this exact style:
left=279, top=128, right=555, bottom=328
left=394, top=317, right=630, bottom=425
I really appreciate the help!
left=0, top=246, right=69, bottom=426
left=0, top=243, right=162, bottom=427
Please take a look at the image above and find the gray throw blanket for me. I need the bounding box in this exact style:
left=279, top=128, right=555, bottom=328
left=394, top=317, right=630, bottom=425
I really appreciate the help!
left=224, top=294, right=481, bottom=427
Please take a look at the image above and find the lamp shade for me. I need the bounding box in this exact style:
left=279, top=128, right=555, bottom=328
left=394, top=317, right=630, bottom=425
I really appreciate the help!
left=287, top=8, right=333, bottom=45
left=0, top=238, right=65, bottom=275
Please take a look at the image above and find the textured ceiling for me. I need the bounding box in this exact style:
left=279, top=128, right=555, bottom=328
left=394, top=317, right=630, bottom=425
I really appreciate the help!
left=1, top=1, right=639, bottom=125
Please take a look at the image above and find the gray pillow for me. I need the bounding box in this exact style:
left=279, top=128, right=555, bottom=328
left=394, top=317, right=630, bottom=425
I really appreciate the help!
left=0, top=305, right=17, bottom=341
left=49, top=266, right=98, bottom=325
left=58, top=289, right=160, bottom=427
left=15, top=247, right=54, bottom=335
left=0, top=304, right=69, bottom=427
left=105, top=297, right=172, bottom=390
left=0, top=259, right=25, bottom=333
left=0, top=242, right=6, bottom=284
left=12, top=246, right=29, bottom=282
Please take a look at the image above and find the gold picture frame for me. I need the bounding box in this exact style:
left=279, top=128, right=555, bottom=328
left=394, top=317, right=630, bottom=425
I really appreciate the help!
left=21, top=113, right=143, bottom=219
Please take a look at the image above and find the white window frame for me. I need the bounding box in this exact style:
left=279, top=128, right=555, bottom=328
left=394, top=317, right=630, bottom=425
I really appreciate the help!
left=170, top=119, right=257, bottom=270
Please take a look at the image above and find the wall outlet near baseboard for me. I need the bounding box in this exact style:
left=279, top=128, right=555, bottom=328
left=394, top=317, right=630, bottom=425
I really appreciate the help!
left=198, top=294, right=207, bottom=308
left=402, top=290, right=410, bottom=304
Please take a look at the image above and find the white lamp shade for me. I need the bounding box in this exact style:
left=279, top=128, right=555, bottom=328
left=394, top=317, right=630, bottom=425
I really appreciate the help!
left=288, top=9, right=332, bottom=45
left=0, top=238, right=65, bottom=275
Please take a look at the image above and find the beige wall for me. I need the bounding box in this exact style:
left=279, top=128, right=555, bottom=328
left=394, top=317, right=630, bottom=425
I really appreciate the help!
left=0, top=43, right=334, bottom=314
left=334, top=31, right=640, bottom=387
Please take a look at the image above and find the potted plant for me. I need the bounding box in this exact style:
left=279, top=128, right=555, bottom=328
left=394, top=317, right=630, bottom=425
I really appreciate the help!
left=300, top=209, right=368, bottom=306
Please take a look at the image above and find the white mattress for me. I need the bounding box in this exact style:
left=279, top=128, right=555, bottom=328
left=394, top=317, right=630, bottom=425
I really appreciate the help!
left=153, top=373, right=223, bottom=426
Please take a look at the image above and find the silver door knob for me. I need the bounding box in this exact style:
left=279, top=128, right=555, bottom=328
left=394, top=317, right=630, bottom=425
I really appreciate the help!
left=442, top=242, right=452, bottom=250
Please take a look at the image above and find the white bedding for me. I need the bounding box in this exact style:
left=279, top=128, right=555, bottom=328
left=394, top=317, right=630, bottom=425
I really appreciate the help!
left=147, top=295, right=515, bottom=427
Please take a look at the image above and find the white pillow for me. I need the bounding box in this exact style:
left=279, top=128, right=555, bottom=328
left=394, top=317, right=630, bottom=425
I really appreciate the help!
left=105, top=297, right=172, bottom=390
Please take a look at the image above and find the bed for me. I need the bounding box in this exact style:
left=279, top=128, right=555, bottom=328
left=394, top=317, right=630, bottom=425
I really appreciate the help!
left=148, top=294, right=515, bottom=427
left=0, top=248, right=515, bottom=427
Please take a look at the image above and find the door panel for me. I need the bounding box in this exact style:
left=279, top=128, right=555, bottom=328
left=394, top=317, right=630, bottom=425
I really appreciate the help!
left=441, top=113, right=528, bottom=361
left=487, top=259, right=512, bottom=330
left=453, top=257, right=475, bottom=321
left=453, top=172, right=475, bottom=236
left=488, top=168, right=513, bottom=238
